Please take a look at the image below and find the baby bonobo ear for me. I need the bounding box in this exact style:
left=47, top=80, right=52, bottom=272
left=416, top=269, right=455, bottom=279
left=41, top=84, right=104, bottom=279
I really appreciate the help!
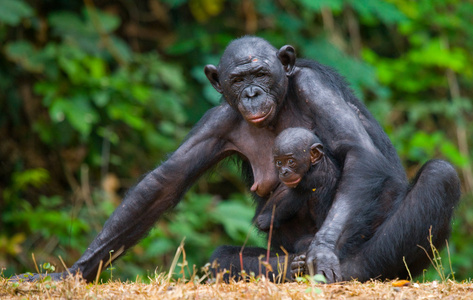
left=204, top=64, right=223, bottom=94
left=277, top=45, right=296, bottom=76
left=310, top=143, right=324, bottom=165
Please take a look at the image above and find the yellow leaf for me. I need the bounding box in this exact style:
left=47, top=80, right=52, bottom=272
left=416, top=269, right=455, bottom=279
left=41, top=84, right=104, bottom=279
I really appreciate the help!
left=392, top=280, right=410, bottom=287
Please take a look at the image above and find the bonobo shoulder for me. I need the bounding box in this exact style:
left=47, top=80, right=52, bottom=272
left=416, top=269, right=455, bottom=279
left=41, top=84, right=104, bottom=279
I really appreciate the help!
left=290, top=64, right=324, bottom=87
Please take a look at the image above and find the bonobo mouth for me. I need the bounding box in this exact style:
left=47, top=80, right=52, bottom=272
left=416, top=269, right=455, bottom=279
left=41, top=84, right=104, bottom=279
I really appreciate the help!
left=282, top=177, right=301, bottom=188
left=247, top=107, right=273, bottom=125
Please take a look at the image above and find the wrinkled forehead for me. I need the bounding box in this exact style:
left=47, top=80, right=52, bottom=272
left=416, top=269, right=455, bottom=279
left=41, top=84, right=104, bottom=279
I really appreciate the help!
left=219, top=38, right=278, bottom=70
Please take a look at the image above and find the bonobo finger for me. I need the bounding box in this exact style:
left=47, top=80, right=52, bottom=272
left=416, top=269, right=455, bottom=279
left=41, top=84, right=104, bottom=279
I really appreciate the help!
left=319, top=263, right=342, bottom=283
left=292, top=261, right=305, bottom=273
left=326, top=260, right=342, bottom=283
left=333, top=265, right=342, bottom=282
left=290, top=255, right=305, bottom=266
left=323, top=269, right=334, bottom=284
left=306, top=257, right=316, bottom=277
left=290, top=260, right=305, bottom=271
left=297, top=254, right=306, bottom=260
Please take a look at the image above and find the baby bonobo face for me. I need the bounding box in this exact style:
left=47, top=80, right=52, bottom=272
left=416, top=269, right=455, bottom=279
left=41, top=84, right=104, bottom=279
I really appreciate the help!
left=273, top=127, right=324, bottom=188
left=274, top=151, right=311, bottom=188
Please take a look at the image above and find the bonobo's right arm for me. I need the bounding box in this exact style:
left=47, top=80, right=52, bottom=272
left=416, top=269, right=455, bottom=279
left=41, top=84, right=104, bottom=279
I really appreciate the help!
left=14, top=104, right=238, bottom=282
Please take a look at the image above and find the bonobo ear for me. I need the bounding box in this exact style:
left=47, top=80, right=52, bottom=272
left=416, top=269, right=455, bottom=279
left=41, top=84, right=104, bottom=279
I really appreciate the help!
left=277, top=45, right=296, bottom=76
left=204, top=64, right=223, bottom=94
left=310, top=143, right=324, bottom=165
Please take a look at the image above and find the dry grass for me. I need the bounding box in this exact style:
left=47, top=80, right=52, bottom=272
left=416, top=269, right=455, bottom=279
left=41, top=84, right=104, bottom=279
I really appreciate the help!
left=2, top=231, right=467, bottom=299
left=2, top=274, right=473, bottom=299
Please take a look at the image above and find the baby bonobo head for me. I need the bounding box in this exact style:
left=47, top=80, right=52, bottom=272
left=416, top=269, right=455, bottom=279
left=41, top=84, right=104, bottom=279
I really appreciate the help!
left=273, top=128, right=324, bottom=188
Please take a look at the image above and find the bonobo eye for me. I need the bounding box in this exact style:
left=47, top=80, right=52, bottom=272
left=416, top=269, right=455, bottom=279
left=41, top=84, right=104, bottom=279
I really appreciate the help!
left=275, top=160, right=282, bottom=167
left=288, top=159, right=296, bottom=167
left=232, top=77, right=244, bottom=84
left=256, top=72, right=266, bottom=78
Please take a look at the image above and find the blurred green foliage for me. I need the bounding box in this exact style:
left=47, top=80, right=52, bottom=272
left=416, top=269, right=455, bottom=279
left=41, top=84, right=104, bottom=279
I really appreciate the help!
left=1, top=0, right=472, bottom=282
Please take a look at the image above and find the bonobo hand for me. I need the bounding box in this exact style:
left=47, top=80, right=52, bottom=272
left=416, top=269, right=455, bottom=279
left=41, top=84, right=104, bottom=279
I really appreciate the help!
left=9, top=270, right=77, bottom=282
left=256, top=214, right=271, bottom=231
left=290, top=254, right=308, bottom=279
left=305, top=245, right=342, bottom=283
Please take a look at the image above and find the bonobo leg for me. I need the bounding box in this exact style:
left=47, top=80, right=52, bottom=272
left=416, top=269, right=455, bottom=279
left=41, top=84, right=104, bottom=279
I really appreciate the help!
left=209, top=245, right=293, bottom=282
left=341, top=159, right=461, bottom=281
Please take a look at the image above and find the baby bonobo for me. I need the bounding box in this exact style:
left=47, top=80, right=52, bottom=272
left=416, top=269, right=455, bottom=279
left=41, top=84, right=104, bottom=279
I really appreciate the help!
left=256, top=128, right=341, bottom=258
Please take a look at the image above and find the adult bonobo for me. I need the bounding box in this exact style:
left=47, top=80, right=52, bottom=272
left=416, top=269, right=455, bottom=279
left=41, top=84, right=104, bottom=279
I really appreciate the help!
left=14, top=36, right=460, bottom=283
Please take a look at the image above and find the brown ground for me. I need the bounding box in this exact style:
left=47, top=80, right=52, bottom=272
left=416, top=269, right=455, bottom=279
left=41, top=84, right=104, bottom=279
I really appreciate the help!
left=2, top=274, right=473, bottom=299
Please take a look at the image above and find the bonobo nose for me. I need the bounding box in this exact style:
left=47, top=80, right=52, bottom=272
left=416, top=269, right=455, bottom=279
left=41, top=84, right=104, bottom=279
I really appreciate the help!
left=243, top=87, right=262, bottom=99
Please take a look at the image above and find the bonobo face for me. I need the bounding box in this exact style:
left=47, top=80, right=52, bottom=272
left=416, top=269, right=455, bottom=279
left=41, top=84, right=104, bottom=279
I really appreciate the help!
left=274, top=152, right=311, bottom=188
left=273, top=127, right=324, bottom=188
left=204, top=37, right=295, bottom=128
left=222, top=55, right=284, bottom=128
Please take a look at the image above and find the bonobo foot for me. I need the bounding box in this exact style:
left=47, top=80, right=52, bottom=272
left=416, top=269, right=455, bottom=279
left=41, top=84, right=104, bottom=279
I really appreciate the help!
left=9, top=270, right=79, bottom=282
left=290, top=254, right=308, bottom=279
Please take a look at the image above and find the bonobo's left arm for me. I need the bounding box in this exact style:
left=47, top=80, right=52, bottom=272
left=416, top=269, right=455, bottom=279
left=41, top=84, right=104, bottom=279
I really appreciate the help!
left=293, top=67, right=388, bottom=283
left=17, top=104, right=237, bottom=282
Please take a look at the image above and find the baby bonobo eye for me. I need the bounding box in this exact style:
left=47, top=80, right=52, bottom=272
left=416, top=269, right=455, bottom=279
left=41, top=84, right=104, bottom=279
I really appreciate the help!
left=275, top=160, right=282, bottom=167
left=288, top=159, right=295, bottom=167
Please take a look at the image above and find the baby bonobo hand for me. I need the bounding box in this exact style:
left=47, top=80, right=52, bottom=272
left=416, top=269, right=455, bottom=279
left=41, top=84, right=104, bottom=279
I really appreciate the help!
left=256, top=213, right=272, bottom=231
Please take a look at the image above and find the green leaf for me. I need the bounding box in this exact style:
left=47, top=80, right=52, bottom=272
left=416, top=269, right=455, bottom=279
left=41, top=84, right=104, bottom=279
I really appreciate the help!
left=213, top=200, right=255, bottom=241
left=408, top=39, right=467, bottom=72
left=84, top=8, right=120, bottom=33
left=151, top=90, right=186, bottom=124
left=50, top=96, right=99, bottom=137
left=312, top=273, right=327, bottom=283
left=145, top=239, right=175, bottom=257
left=161, top=0, right=187, bottom=8
left=110, top=36, right=132, bottom=62
left=295, top=0, right=343, bottom=12
left=131, top=85, right=151, bottom=103
left=49, top=11, right=87, bottom=38
left=156, top=63, right=185, bottom=91
left=108, top=103, right=145, bottom=130
left=303, top=38, right=385, bottom=99
left=9, top=168, right=49, bottom=193
left=92, top=90, right=110, bottom=107
left=350, top=0, right=407, bottom=24
left=5, top=41, right=42, bottom=72
left=0, top=0, right=33, bottom=25
left=440, top=141, right=469, bottom=168
left=84, top=57, right=106, bottom=79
